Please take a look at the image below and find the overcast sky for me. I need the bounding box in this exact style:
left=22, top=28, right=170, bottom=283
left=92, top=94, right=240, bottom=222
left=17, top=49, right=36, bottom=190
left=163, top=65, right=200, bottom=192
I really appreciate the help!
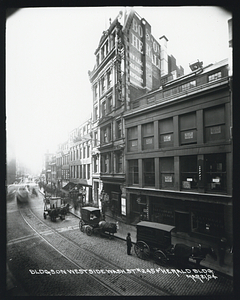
left=6, top=6, right=232, bottom=175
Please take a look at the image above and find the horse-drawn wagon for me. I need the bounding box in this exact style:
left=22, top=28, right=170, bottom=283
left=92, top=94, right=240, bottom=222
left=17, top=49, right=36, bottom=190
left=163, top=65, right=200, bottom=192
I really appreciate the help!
left=43, top=196, right=70, bottom=222
left=79, top=206, right=117, bottom=239
left=134, top=221, right=217, bottom=267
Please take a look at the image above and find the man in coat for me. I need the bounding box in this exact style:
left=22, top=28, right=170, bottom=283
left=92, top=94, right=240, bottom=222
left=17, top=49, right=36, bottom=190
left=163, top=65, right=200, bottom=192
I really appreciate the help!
left=126, top=232, right=132, bottom=255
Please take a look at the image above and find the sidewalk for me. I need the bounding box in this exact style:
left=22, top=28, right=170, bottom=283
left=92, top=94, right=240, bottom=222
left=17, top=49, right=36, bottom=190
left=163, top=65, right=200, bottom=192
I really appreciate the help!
left=38, top=190, right=233, bottom=277
left=104, top=212, right=233, bottom=277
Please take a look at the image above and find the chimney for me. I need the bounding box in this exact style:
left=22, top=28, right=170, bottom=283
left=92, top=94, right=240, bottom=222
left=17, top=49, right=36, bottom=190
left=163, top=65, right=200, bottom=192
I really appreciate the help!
left=159, top=35, right=168, bottom=76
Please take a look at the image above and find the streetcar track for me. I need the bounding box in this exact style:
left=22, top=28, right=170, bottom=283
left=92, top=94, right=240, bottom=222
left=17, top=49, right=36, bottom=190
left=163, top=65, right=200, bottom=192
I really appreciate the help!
left=18, top=207, right=122, bottom=296
left=18, top=205, right=171, bottom=296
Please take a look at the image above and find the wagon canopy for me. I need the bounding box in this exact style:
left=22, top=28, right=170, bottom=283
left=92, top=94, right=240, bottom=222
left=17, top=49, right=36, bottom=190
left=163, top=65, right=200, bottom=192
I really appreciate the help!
left=136, top=221, right=175, bottom=232
left=81, top=206, right=100, bottom=212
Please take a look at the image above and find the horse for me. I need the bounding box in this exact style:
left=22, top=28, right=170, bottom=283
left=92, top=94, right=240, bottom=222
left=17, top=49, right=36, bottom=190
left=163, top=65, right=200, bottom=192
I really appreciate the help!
left=173, top=243, right=217, bottom=267
left=98, top=220, right=117, bottom=239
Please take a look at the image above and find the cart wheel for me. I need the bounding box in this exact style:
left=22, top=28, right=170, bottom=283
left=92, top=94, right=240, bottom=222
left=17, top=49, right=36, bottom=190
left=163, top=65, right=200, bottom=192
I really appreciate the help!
left=79, top=220, right=84, bottom=232
left=154, top=250, right=168, bottom=265
left=86, top=225, right=93, bottom=236
left=134, top=241, right=150, bottom=260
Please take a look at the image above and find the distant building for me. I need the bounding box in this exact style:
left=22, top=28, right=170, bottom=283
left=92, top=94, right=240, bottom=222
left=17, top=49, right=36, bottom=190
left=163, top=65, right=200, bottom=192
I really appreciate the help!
left=68, top=119, right=92, bottom=203
left=56, top=140, right=70, bottom=190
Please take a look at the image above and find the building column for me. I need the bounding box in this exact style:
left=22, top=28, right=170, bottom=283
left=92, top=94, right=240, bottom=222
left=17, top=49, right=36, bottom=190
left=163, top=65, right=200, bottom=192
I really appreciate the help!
left=173, top=116, right=179, bottom=147
left=174, top=156, right=180, bottom=190
left=138, top=124, right=142, bottom=151
left=154, top=120, right=158, bottom=149
left=197, top=110, right=204, bottom=144
left=155, top=157, right=160, bottom=189
left=139, top=159, right=143, bottom=188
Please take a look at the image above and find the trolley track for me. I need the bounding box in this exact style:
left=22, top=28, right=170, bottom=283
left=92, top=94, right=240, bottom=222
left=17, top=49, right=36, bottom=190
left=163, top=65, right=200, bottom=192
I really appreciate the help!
left=17, top=205, right=170, bottom=296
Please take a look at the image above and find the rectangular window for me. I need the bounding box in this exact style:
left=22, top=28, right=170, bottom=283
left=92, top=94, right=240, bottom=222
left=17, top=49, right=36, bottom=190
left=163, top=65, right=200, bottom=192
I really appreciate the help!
left=102, top=101, right=106, bottom=117
left=76, top=165, right=79, bottom=178
left=87, top=144, right=90, bottom=158
left=143, top=158, right=155, bottom=187
left=208, top=71, right=222, bottom=82
left=83, top=145, right=86, bottom=158
left=180, top=112, right=197, bottom=145
left=105, top=40, right=108, bottom=55
left=107, top=70, right=112, bottom=89
left=180, top=156, right=198, bottom=190
left=205, top=153, right=226, bottom=193
left=80, top=165, right=82, bottom=178
left=128, top=126, right=138, bottom=152
left=108, top=96, right=112, bottom=113
left=160, top=157, right=174, bottom=189
left=102, top=154, right=110, bottom=173
left=116, top=120, right=122, bottom=139
left=204, top=105, right=225, bottom=143
left=94, top=131, right=98, bottom=147
left=94, top=106, right=98, bottom=121
left=129, top=159, right=139, bottom=184
left=83, top=165, right=86, bottom=179
left=121, top=197, right=126, bottom=216
left=94, top=84, right=98, bottom=101
left=103, top=128, right=108, bottom=143
left=87, top=164, right=90, bottom=180
left=181, top=80, right=196, bottom=91
left=116, top=151, right=123, bottom=173
left=93, top=155, right=98, bottom=173
left=142, top=122, right=154, bottom=150
left=101, top=76, right=105, bottom=95
left=159, top=118, right=173, bottom=148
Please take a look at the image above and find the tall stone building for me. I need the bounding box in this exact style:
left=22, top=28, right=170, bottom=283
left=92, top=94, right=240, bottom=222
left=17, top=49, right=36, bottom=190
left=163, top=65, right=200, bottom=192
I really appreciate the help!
left=88, top=8, right=183, bottom=216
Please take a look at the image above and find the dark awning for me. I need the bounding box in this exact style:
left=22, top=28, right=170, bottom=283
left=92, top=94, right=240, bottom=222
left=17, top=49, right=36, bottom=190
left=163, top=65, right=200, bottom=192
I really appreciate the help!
left=62, top=182, right=76, bottom=191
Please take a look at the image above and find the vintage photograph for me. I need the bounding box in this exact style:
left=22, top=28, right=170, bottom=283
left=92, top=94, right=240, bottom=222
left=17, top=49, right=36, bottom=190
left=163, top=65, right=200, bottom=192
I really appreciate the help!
left=6, top=6, right=233, bottom=296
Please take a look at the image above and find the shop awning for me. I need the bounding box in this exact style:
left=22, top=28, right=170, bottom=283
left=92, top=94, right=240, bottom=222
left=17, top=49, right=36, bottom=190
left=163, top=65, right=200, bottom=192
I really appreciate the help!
left=62, top=182, right=77, bottom=191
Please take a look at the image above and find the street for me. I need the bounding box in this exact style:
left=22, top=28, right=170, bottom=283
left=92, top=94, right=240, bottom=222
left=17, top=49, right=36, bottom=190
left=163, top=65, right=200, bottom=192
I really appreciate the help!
left=6, top=191, right=233, bottom=296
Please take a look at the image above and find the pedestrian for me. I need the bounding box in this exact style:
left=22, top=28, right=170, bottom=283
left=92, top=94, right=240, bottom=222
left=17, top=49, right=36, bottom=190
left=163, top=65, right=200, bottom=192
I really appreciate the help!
left=218, top=237, right=227, bottom=266
left=126, top=232, right=132, bottom=255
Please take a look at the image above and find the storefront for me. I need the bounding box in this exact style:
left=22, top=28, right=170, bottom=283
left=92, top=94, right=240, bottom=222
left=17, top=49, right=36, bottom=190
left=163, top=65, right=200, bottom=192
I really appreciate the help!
left=102, top=183, right=122, bottom=217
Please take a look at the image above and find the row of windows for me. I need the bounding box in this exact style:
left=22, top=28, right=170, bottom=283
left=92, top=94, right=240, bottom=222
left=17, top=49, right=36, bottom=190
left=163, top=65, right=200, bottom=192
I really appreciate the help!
left=61, top=170, right=70, bottom=180
left=96, top=32, right=115, bottom=67
left=56, top=156, right=69, bottom=166
left=92, top=151, right=123, bottom=174
left=128, top=105, right=225, bottom=152
left=99, top=120, right=122, bottom=145
left=142, top=71, right=224, bottom=108
left=128, top=153, right=227, bottom=193
left=70, top=144, right=91, bottom=161
left=93, top=69, right=113, bottom=101
left=69, top=124, right=91, bottom=142
left=70, top=164, right=91, bottom=180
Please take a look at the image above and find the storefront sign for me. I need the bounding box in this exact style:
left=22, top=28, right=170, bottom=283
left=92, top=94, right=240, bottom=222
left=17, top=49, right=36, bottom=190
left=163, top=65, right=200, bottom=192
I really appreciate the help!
left=210, top=126, right=221, bottom=134
left=165, top=176, right=172, bottom=182
left=163, top=135, right=171, bottom=142
left=184, top=131, right=193, bottom=139
left=182, top=181, right=191, bottom=189
left=145, top=138, right=153, bottom=144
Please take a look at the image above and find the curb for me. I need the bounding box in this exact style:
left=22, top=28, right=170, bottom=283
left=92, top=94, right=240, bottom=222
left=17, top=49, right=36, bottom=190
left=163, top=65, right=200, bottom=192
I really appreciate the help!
left=37, top=189, right=232, bottom=277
